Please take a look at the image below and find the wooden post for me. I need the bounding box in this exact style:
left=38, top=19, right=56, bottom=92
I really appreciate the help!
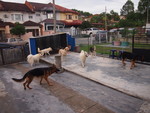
left=132, top=29, right=135, bottom=53
left=0, top=48, right=5, bottom=65
left=53, top=0, right=56, bottom=33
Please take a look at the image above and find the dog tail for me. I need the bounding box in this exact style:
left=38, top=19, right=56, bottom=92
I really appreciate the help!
left=38, top=48, right=41, bottom=53
left=27, top=54, right=33, bottom=64
left=12, top=73, right=27, bottom=82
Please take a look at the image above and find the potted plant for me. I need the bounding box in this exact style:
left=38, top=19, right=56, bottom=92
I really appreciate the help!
left=120, top=28, right=131, bottom=46
left=113, top=38, right=121, bottom=46
left=113, top=30, right=121, bottom=46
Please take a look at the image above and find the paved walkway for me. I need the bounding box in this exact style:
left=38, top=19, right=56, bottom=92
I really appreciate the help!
left=41, top=52, right=150, bottom=101
left=0, top=62, right=114, bottom=113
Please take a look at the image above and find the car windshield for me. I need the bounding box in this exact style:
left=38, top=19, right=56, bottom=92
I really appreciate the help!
left=93, top=28, right=99, bottom=30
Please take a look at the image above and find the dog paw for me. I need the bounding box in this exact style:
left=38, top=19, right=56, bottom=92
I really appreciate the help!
left=49, top=83, right=53, bottom=86
left=130, top=67, right=133, bottom=69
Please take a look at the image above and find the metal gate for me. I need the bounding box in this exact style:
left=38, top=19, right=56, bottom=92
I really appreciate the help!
left=29, top=33, right=67, bottom=55
left=132, top=28, right=150, bottom=62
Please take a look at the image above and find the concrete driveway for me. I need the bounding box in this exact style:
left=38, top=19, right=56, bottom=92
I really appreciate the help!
left=41, top=52, right=150, bottom=101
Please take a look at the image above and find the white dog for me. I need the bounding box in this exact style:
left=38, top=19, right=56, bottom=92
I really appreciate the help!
left=79, top=50, right=88, bottom=67
left=58, top=47, right=70, bottom=60
left=38, top=47, right=52, bottom=56
left=27, top=53, right=42, bottom=66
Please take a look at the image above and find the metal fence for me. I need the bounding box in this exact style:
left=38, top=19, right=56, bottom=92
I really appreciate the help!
left=132, top=28, right=150, bottom=62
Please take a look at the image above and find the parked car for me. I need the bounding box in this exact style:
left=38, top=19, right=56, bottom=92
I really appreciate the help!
left=6, top=38, right=28, bottom=45
left=82, top=28, right=99, bottom=35
left=95, top=30, right=107, bottom=42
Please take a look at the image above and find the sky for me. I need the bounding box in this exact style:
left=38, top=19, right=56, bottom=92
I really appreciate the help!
left=2, top=0, right=140, bottom=14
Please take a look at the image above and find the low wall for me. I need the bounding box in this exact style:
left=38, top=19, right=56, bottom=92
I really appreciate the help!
left=0, top=45, right=29, bottom=65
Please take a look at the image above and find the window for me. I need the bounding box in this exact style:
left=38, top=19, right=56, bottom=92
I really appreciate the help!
left=11, top=14, right=23, bottom=21
left=75, top=15, right=78, bottom=19
left=47, top=26, right=53, bottom=30
left=3, top=14, right=8, bottom=18
left=29, top=15, right=33, bottom=19
left=47, top=13, right=53, bottom=19
left=36, top=13, right=40, bottom=16
left=66, top=15, right=72, bottom=20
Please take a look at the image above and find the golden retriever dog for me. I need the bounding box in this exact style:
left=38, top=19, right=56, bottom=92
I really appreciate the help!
left=58, top=47, right=70, bottom=60
left=27, top=53, right=42, bottom=66
left=79, top=50, right=88, bottom=67
left=38, top=47, right=52, bottom=56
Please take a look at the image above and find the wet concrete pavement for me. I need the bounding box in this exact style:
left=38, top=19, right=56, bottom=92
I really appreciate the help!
left=0, top=62, right=114, bottom=113
left=41, top=52, right=150, bottom=101
left=0, top=54, right=150, bottom=113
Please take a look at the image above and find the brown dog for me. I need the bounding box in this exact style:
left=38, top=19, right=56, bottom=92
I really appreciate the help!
left=12, top=64, right=59, bottom=90
left=89, top=46, right=96, bottom=57
left=121, top=52, right=144, bottom=69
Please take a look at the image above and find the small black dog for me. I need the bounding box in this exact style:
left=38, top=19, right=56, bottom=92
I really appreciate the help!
left=120, top=51, right=144, bottom=69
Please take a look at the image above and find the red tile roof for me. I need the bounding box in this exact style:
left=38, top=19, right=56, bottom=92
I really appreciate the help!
left=61, top=20, right=82, bottom=26
left=49, top=3, right=79, bottom=14
left=41, top=19, right=64, bottom=25
left=0, top=1, right=32, bottom=12
left=27, top=2, right=53, bottom=11
left=27, top=1, right=78, bottom=14
left=92, top=23, right=104, bottom=25
left=0, top=20, right=14, bottom=27
left=23, top=21, right=42, bottom=27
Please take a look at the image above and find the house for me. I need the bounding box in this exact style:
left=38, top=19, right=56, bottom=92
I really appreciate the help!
left=0, top=20, right=14, bottom=41
left=0, top=0, right=82, bottom=41
left=0, top=1, right=44, bottom=40
left=25, top=1, right=82, bottom=32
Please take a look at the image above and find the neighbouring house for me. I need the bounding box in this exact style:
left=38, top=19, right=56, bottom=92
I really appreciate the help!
left=0, top=1, right=34, bottom=23
left=82, top=14, right=99, bottom=22
left=0, top=1, right=44, bottom=40
left=0, top=0, right=82, bottom=40
left=0, top=20, right=14, bottom=41
left=23, top=20, right=43, bottom=36
left=26, top=1, right=82, bottom=32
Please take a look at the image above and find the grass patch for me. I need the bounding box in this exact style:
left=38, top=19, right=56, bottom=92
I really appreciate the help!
left=79, top=43, right=150, bottom=55
left=79, top=43, right=132, bottom=55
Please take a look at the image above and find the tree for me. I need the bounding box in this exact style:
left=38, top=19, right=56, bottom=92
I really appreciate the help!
left=138, top=0, right=150, bottom=23
left=110, top=10, right=120, bottom=21
left=79, top=21, right=91, bottom=29
left=90, top=14, right=101, bottom=23
left=72, top=9, right=92, bottom=17
left=10, top=22, right=25, bottom=37
left=138, top=0, right=149, bottom=14
left=120, top=0, right=134, bottom=16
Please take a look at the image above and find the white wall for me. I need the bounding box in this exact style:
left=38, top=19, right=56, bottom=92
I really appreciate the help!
left=0, top=11, right=47, bottom=23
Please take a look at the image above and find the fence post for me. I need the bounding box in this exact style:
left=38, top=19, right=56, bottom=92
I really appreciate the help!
left=0, top=48, right=5, bottom=65
left=55, top=55, right=61, bottom=69
left=132, top=29, right=135, bottom=53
